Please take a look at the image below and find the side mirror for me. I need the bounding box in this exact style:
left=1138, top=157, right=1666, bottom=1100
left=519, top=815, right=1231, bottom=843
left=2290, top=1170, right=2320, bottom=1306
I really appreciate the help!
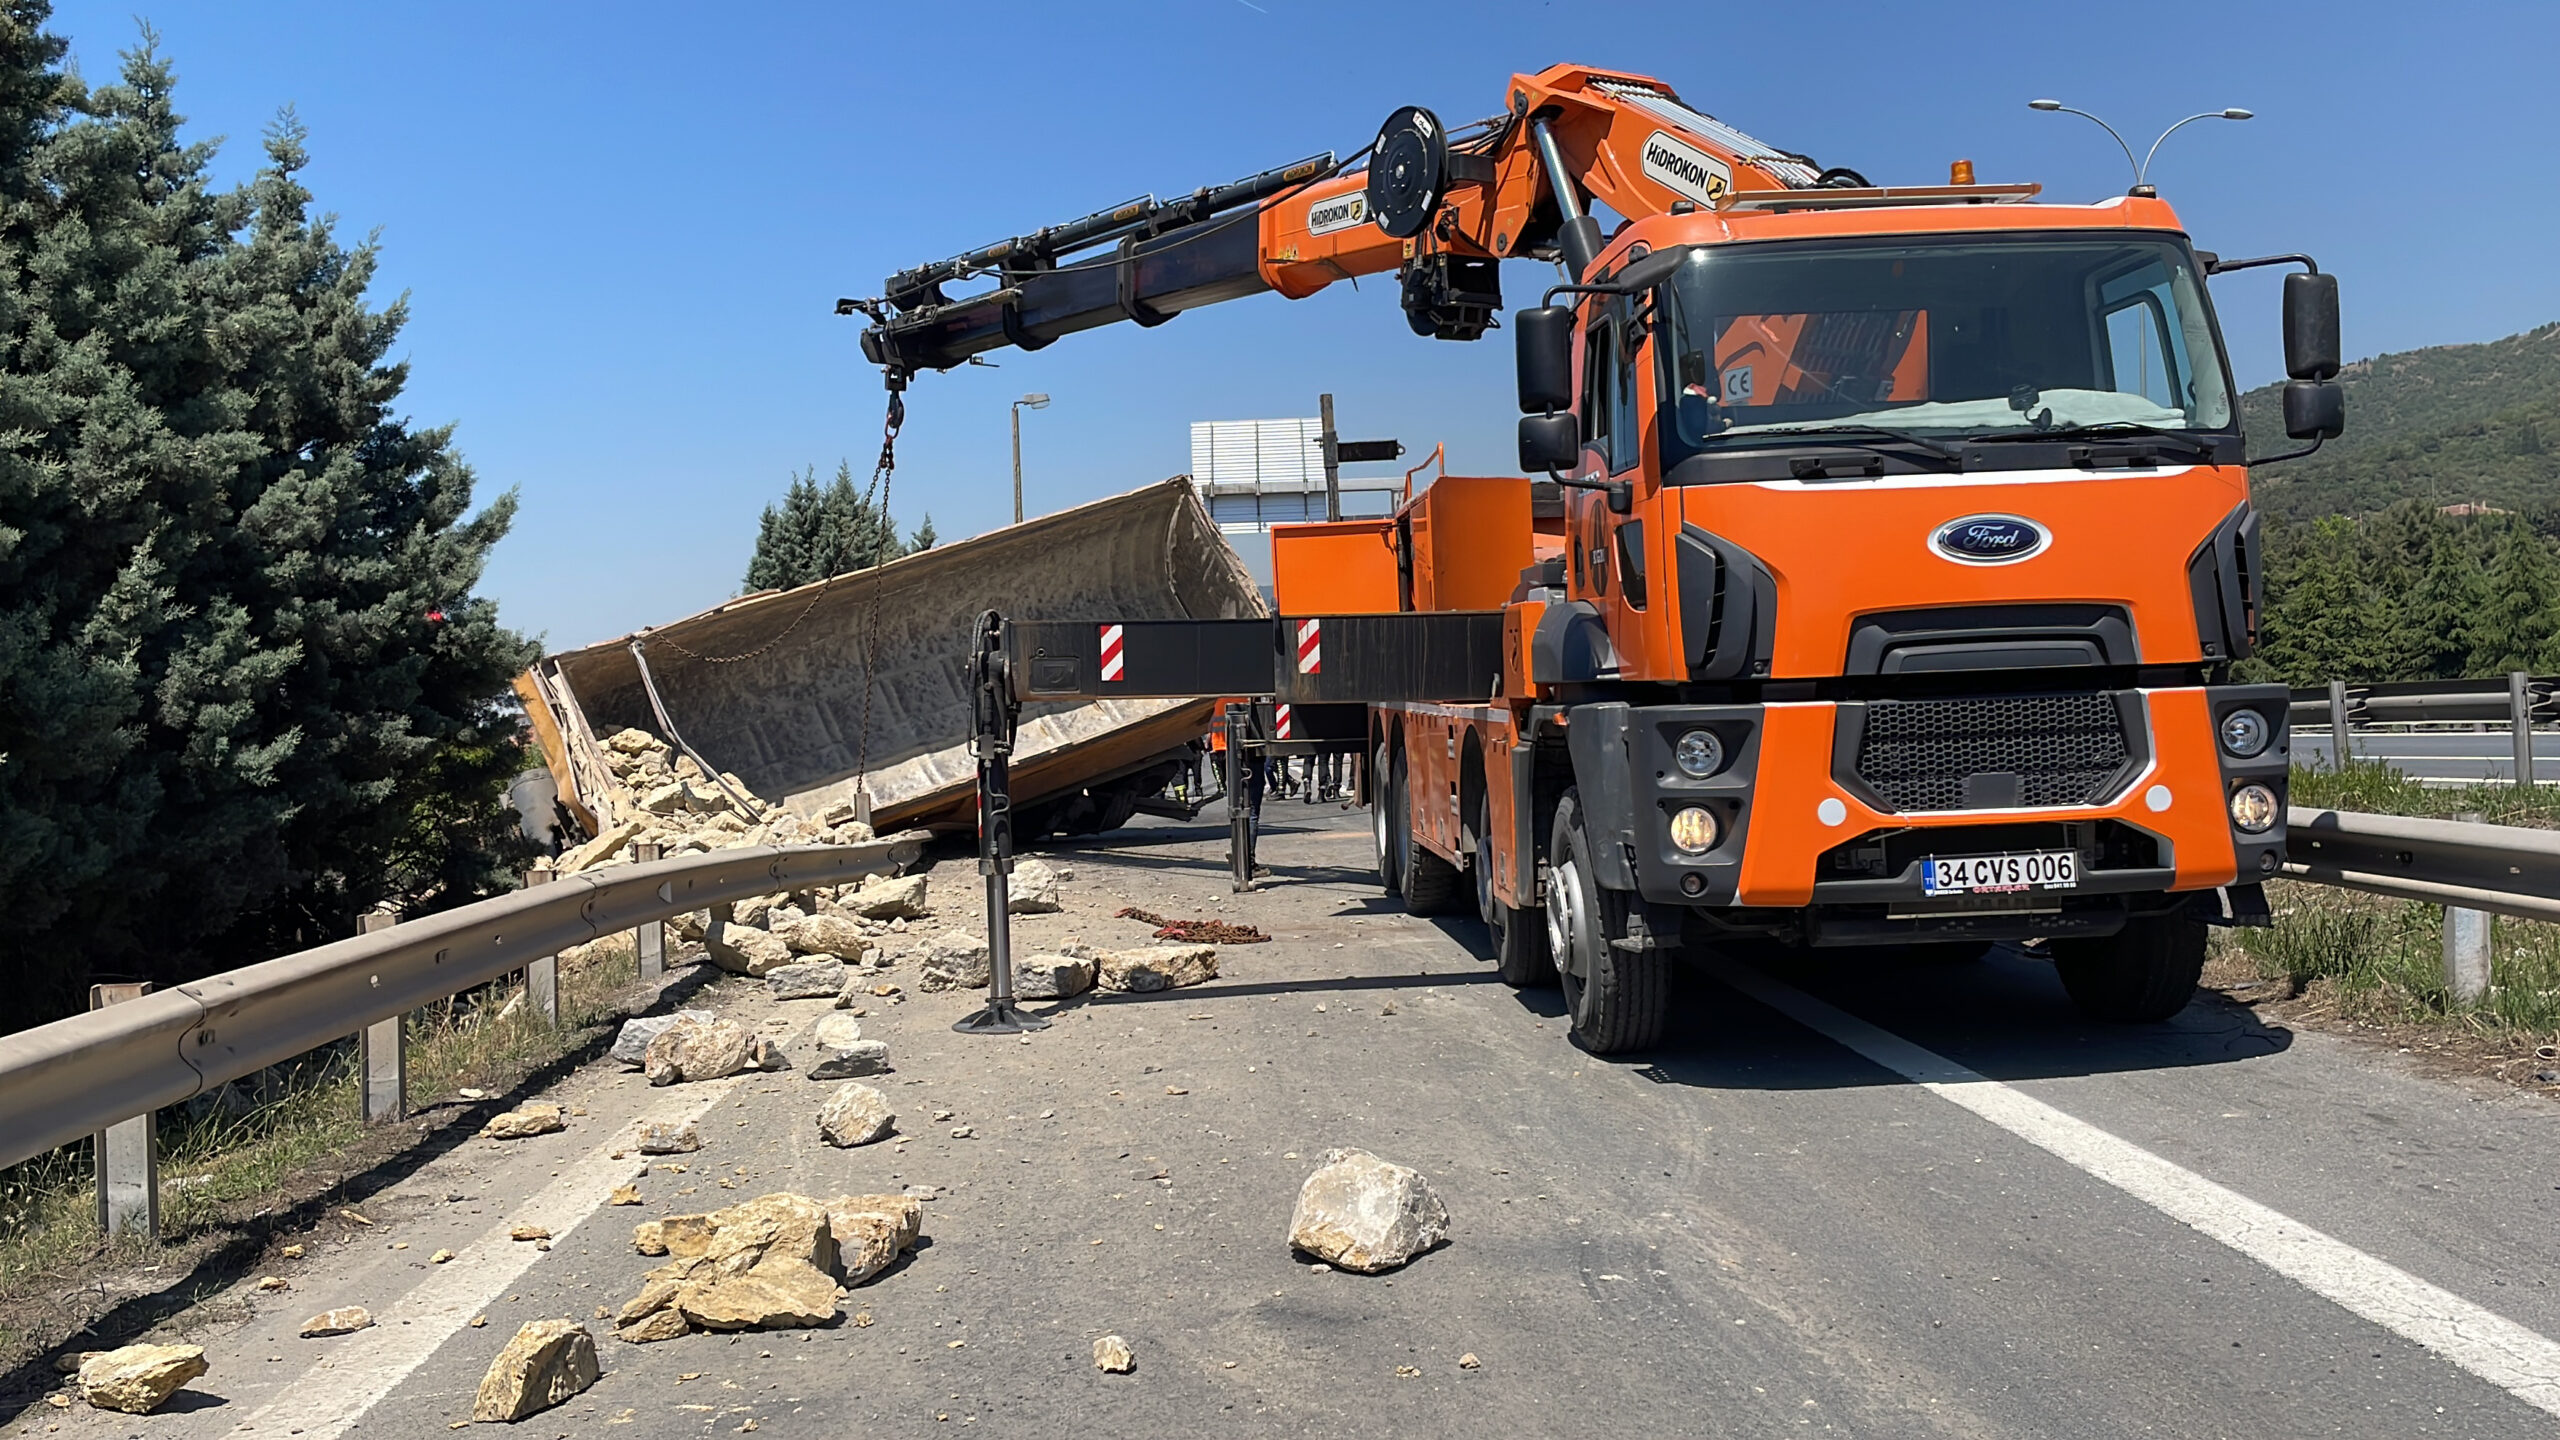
left=2283, top=272, right=2340, bottom=380
left=2282, top=379, right=2344, bottom=441
left=1515, top=306, right=1574, bottom=414
left=1518, top=412, right=1577, bottom=472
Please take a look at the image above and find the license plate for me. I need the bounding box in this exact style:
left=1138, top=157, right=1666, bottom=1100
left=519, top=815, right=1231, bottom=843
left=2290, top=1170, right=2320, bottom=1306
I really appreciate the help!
left=1922, top=850, right=2079, bottom=896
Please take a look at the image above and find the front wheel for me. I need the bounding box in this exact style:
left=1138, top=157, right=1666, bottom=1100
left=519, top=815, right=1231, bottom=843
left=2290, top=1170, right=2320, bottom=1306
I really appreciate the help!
left=1545, top=789, right=1669, bottom=1053
left=2051, top=909, right=2207, bottom=1022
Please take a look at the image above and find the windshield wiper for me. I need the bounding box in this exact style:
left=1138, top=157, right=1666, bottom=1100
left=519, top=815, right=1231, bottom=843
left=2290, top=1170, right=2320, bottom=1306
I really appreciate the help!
left=1965, top=423, right=2218, bottom=461
left=1699, top=425, right=1964, bottom=467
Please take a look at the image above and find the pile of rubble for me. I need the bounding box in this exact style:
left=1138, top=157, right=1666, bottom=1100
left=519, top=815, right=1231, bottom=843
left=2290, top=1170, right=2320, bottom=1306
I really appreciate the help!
left=555, top=727, right=875, bottom=874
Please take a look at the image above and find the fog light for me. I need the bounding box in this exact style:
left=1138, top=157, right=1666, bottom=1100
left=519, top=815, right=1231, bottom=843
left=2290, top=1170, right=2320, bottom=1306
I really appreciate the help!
left=1669, top=805, right=1719, bottom=853
left=2258, top=849, right=2281, bottom=874
left=2229, top=783, right=2278, bottom=834
left=1675, top=728, right=1725, bottom=778
left=2219, top=708, right=2270, bottom=758
left=1680, top=873, right=1707, bottom=896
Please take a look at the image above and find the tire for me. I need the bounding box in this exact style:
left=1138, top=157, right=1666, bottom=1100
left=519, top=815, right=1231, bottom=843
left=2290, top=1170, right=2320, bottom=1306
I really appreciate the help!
left=1373, top=741, right=1402, bottom=896
left=1470, top=786, right=1554, bottom=985
left=1544, top=789, right=1670, bottom=1053
left=1401, top=814, right=1465, bottom=916
left=2051, top=909, right=2207, bottom=1022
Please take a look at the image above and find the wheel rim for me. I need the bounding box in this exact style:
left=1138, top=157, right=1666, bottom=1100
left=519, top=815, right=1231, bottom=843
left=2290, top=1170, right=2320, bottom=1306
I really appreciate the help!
left=1470, top=796, right=1496, bottom=926
left=1372, top=778, right=1390, bottom=875
left=1545, top=856, right=1582, bottom=977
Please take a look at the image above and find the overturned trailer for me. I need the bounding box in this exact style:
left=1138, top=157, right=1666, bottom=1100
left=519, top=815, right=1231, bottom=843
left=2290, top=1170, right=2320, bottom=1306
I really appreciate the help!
left=517, top=478, right=1264, bottom=839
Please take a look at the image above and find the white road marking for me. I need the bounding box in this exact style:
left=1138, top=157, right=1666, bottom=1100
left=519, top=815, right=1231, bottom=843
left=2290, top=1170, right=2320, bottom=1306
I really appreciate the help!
left=1703, top=956, right=2560, bottom=1420
left=231, top=1078, right=744, bottom=1438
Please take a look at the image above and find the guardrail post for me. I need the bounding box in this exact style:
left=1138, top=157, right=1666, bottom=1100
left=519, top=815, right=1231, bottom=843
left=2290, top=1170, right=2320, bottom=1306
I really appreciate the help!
left=2512, top=671, right=2535, bottom=788
left=524, top=862, right=560, bottom=1025
left=90, top=982, right=157, bottom=1240
left=2329, top=678, right=2353, bottom=769
left=357, top=911, right=404, bottom=1124
left=2444, top=810, right=2493, bottom=1007
left=631, top=840, right=665, bottom=980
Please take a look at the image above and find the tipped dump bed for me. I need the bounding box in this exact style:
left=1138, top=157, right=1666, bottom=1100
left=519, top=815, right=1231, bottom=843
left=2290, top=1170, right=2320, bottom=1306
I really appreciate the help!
left=519, top=477, right=1264, bottom=833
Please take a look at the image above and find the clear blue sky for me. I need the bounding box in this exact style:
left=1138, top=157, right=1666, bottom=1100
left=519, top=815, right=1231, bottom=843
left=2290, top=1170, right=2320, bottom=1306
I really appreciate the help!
left=46, top=0, right=2560, bottom=651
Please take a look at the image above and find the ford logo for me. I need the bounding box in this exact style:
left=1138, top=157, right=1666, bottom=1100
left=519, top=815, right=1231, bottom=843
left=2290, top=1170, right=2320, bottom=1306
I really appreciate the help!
left=1931, top=514, right=2049, bottom=565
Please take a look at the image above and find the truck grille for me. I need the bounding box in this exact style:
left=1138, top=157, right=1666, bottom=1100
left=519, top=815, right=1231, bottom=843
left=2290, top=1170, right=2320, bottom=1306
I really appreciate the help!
left=1854, top=693, right=2132, bottom=812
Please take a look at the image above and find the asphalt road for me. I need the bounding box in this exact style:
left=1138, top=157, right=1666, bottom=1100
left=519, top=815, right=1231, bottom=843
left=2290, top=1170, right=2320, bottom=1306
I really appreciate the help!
left=25, top=802, right=2560, bottom=1439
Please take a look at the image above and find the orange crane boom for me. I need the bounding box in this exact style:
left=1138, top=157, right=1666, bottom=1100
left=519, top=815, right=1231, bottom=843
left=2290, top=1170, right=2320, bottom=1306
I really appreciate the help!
left=851, top=64, right=1861, bottom=379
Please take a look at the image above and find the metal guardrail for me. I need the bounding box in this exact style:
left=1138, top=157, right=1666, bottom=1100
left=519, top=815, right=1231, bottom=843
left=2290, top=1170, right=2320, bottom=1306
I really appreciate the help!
left=2284, top=806, right=2560, bottom=924
left=0, top=832, right=925, bottom=1174
left=2287, top=673, right=2559, bottom=727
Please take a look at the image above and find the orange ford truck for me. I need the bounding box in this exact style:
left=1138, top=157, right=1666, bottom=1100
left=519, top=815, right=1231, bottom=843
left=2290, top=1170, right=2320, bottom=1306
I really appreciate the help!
left=855, top=63, right=2341, bottom=1051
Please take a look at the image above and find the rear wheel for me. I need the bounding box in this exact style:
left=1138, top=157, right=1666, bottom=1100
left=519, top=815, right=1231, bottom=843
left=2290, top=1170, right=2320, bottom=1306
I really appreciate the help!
left=1401, top=810, right=1465, bottom=916
left=1470, top=786, right=1554, bottom=985
left=1372, top=741, right=1402, bottom=896
left=2051, top=909, right=2207, bottom=1022
left=1545, top=789, right=1669, bottom=1053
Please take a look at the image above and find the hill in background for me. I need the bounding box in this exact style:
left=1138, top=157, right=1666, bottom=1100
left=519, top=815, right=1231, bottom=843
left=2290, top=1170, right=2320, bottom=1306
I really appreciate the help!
left=2240, top=320, right=2560, bottom=522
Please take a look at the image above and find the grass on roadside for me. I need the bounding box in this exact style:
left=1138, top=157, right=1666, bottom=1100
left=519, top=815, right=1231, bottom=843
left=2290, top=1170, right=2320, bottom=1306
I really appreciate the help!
left=0, top=932, right=648, bottom=1359
left=2235, top=763, right=2560, bottom=1038
left=2223, top=881, right=2560, bottom=1035
left=2289, top=756, right=2560, bottom=828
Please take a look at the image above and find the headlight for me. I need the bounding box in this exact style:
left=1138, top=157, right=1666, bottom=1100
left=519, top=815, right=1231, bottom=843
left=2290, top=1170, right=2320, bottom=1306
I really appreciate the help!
left=1669, top=805, right=1719, bottom=853
left=2219, top=708, right=2270, bottom=758
left=1674, top=729, right=1725, bottom=778
left=2229, top=783, right=2278, bottom=834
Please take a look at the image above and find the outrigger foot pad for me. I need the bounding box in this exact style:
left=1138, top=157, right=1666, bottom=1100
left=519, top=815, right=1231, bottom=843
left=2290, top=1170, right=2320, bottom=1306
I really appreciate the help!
left=952, top=1000, right=1052, bottom=1035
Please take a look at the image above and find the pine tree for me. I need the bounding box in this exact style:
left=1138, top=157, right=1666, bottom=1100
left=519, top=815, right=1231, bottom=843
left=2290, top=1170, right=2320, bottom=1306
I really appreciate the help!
left=0, top=14, right=536, bottom=1023
left=742, top=460, right=906, bottom=591
left=2469, top=518, right=2560, bottom=676
left=2385, top=509, right=2484, bottom=680
left=2253, top=516, right=2394, bottom=686
left=908, top=514, right=938, bottom=551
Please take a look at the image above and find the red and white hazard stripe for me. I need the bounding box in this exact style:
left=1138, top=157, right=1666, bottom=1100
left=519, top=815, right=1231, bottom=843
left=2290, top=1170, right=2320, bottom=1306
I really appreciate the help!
left=1295, top=617, right=1322, bottom=675
left=1274, top=704, right=1293, bottom=739
left=1098, top=623, right=1125, bottom=683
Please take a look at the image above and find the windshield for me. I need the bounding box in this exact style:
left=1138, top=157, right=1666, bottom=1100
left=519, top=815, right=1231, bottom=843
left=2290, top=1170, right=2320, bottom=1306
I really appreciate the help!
left=1656, top=234, right=2232, bottom=458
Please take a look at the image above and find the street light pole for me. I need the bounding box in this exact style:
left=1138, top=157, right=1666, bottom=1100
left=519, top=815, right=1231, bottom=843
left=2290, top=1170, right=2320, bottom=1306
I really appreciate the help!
left=2028, top=99, right=2251, bottom=192
left=1010, top=393, right=1050, bottom=525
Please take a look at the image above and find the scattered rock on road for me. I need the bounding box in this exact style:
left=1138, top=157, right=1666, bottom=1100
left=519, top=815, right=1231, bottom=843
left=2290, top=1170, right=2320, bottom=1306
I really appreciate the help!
left=779, top=913, right=868, bottom=962
left=808, top=1040, right=891, bottom=1080
left=1287, top=1148, right=1450, bottom=1274
left=480, top=1104, right=566, bottom=1140
left=511, top=1224, right=552, bottom=1242
left=637, top=1119, right=702, bottom=1154
left=1093, top=1335, right=1134, bottom=1373
left=300, top=1307, right=374, bottom=1338
left=705, top=921, right=795, bottom=978
left=76, top=1344, right=208, bottom=1414
left=609, top=1185, right=642, bottom=1207
left=616, top=1192, right=923, bottom=1344
left=611, top=1011, right=717, bottom=1067
left=645, top=1018, right=755, bottom=1086
left=470, top=1319, right=600, bottom=1423
left=764, top=961, right=848, bottom=1000
left=917, top=932, right=991, bottom=992
left=1097, top=945, right=1219, bottom=993
left=1006, top=858, right=1063, bottom=914
left=1015, top=953, right=1095, bottom=999
left=818, top=1083, right=895, bottom=1147
left=810, top=1013, right=864, bottom=1052
left=849, top=873, right=929, bottom=920
left=750, top=1037, right=792, bottom=1072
